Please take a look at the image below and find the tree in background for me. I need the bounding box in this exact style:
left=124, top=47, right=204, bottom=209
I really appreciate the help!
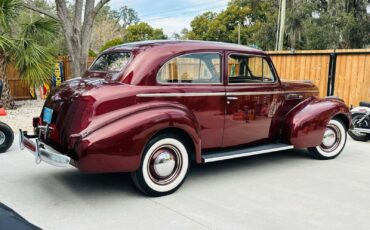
left=184, top=0, right=279, bottom=50
left=99, top=22, right=167, bottom=51
left=91, top=5, right=139, bottom=52
left=123, top=22, right=167, bottom=43
left=184, top=0, right=370, bottom=50
left=23, top=0, right=110, bottom=78
left=0, top=0, right=58, bottom=108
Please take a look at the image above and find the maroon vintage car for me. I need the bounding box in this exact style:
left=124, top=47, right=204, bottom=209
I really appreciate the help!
left=20, top=40, right=350, bottom=196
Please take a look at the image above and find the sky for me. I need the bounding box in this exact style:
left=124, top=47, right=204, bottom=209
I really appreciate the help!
left=109, top=0, right=229, bottom=36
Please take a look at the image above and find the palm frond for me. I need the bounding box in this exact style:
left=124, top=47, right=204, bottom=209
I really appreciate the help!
left=0, top=0, right=21, bottom=31
left=12, top=38, right=55, bottom=87
left=22, top=17, right=60, bottom=45
left=0, top=35, right=13, bottom=52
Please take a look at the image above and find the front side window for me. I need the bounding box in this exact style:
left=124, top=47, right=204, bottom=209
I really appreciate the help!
left=157, top=53, right=221, bottom=84
left=228, top=54, right=275, bottom=83
left=90, top=52, right=131, bottom=72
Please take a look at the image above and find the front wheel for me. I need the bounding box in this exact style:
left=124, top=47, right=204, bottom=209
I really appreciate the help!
left=348, top=114, right=370, bottom=142
left=308, top=118, right=347, bottom=160
left=0, top=122, right=14, bottom=153
left=131, top=134, right=189, bottom=197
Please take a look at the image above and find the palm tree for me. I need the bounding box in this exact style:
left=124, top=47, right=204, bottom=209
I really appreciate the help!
left=0, top=0, right=58, bottom=108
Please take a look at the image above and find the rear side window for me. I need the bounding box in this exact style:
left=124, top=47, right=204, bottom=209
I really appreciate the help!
left=157, top=53, right=221, bottom=84
left=90, top=52, right=131, bottom=72
left=228, top=55, right=275, bottom=83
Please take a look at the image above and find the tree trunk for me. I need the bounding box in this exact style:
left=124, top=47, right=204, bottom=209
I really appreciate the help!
left=54, top=0, right=109, bottom=78
left=278, top=0, right=287, bottom=50
left=24, top=0, right=110, bottom=78
left=0, top=54, right=15, bottom=109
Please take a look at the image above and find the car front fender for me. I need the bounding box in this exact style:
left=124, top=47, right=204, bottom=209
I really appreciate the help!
left=282, top=97, right=350, bottom=148
left=73, top=103, right=201, bottom=173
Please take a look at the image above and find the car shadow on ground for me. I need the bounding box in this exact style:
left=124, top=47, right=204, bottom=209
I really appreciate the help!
left=46, top=148, right=312, bottom=198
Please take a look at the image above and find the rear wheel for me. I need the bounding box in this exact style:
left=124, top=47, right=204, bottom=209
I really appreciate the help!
left=0, top=122, right=14, bottom=153
left=348, top=114, right=370, bottom=141
left=308, top=118, right=347, bottom=160
left=131, top=134, right=189, bottom=197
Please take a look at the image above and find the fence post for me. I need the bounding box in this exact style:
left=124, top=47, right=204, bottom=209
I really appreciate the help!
left=327, top=51, right=337, bottom=96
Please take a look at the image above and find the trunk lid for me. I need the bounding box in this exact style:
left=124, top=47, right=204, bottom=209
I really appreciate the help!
left=42, top=77, right=123, bottom=149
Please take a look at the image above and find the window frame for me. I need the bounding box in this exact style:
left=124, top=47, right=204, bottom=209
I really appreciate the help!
left=89, top=51, right=132, bottom=73
left=227, top=53, right=277, bottom=85
left=156, top=51, right=223, bottom=85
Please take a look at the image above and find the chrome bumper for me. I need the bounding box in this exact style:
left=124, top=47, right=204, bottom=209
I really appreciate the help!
left=19, top=129, right=70, bottom=167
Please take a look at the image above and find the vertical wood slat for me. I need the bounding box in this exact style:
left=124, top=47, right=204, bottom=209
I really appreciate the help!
left=334, top=53, right=370, bottom=106
left=7, top=56, right=96, bottom=99
left=269, top=53, right=330, bottom=99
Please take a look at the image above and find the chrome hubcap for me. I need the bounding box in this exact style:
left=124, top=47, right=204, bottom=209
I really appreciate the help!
left=153, top=151, right=176, bottom=177
left=148, top=145, right=182, bottom=185
left=320, top=124, right=341, bottom=152
left=0, top=131, right=5, bottom=145
left=322, top=128, right=336, bottom=147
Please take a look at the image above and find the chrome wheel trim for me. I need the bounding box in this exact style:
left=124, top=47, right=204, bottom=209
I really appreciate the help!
left=316, top=120, right=346, bottom=158
left=148, top=145, right=182, bottom=185
left=321, top=126, right=339, bottom=151
left=142, top=138, right=189, bottom=193
left=0, top=131, right=5, bottom=145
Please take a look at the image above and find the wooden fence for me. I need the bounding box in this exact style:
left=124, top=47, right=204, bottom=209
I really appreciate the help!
left=268, top=49, right=370, bottom=107
left=7, top=56, right=95, bottom=100
left=7, top=50, right=370, bottom=106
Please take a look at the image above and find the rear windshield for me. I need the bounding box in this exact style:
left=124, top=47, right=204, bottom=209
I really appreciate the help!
left=90, top=52, right=131, bottom=72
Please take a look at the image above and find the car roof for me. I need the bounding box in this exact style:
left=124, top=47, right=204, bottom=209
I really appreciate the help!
left=105, top=40, right=265, bottom=55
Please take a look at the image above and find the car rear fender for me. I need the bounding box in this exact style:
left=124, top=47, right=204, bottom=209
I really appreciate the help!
left=282, top=97, right=350, bottom=148
left=74, top=103, right=201, bottom=173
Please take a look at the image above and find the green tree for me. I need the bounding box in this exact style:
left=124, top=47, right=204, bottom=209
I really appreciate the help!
left=122, top=22, right=167, bottom=43
left=91, top=5, right=139, bottom=52
left=0, top=0, right=58, bottom=108
left=185, top=0, right=279, bottom=49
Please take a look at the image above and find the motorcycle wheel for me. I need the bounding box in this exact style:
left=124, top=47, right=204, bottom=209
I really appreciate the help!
left=0, top=122, right=14, bottom=153
left=348, top=114, right=370, bottom=142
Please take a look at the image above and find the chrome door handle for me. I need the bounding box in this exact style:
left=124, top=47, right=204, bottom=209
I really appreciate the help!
left=227, top=97, right=238, bottom=100
left=285, top=94, right=303, bottom=100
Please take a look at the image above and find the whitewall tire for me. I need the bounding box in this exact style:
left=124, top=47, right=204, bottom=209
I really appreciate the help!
left=131, top=134, right=189, bottom=196
left=308, top=118, right=347, bottom=160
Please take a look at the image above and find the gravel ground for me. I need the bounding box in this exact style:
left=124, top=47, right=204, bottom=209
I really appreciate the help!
left=2, top=100, right=44, bottom=132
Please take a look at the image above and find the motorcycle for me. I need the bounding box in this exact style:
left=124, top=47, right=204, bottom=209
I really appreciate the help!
left=0, top=80, right=14, bottom=153
left=348, top=101, right=370, bottom=142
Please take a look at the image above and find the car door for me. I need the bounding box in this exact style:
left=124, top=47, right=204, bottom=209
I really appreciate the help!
left=155, top=52, right=226, bottom=149
left=223, top=53, right=284, bottom=148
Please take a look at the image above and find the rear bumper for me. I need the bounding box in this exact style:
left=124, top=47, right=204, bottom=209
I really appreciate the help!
left=19, top=130, right=70, bottom=167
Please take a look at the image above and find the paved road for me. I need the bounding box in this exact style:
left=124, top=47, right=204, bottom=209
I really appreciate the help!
left=1, top=135, right=370, bottom=230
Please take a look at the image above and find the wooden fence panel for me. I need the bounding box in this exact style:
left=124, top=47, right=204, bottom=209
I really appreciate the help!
left=6, top=56, right=96, bottom=100
left=334, top=53, right=370, bottom=106
left=6, top=65, right=32, bottom=100
left=268, top=53, right=330, bottom=98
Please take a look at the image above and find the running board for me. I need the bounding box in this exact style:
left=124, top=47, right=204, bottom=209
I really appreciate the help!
left=202, top=143, right=294, bottom=163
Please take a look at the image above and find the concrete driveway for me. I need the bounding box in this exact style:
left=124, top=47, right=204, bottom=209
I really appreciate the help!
left=1, top=135, right=369, bottom=230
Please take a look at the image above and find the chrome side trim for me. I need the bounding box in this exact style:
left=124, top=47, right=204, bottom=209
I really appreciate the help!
left=226, top=90, right=318, bottom=96
left=203, top=145, right=294, bottom=163
left=281, top=79, right=313, bottom=84
left=137, top=92, right=225, bottom=97
left=137, top=90, right=319, bottom=98
left=353, top=128, right=370, bottom=134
